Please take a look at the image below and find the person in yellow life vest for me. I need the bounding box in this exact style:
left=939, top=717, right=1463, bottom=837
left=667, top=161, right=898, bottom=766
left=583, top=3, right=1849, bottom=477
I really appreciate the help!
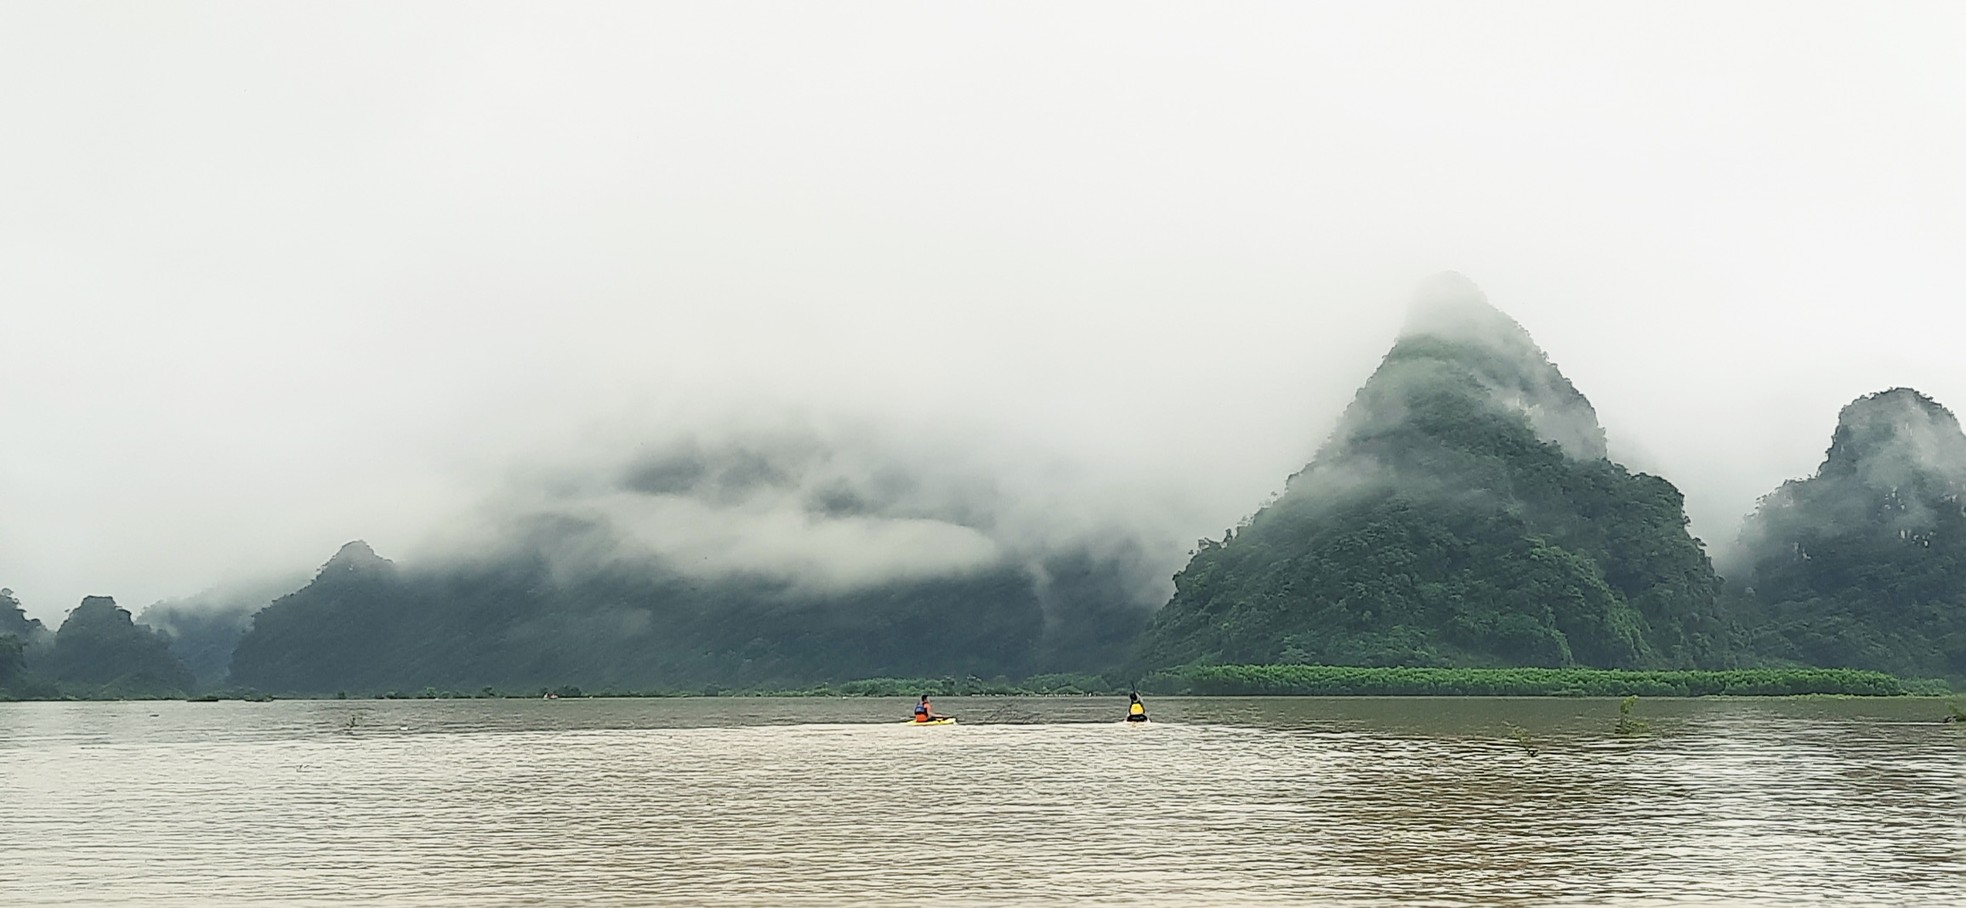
left=1124, top=692, right=1148, bottom=723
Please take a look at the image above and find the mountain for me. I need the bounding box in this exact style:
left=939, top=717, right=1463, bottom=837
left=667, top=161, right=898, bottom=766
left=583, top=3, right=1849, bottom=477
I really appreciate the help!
left=1, top=588, right=54, bottom=696
left=44, top=596, right=195, bottom=696
left=1, top=587, right=46, bottom=640
left=1139, top=275, right=1729, bottom=669
left=228, top=534, right=1151, bottom=695
left=1733, top=388, right=1966, bottom=679
left=140, top=583, right=284, bottom=689
left=1, top=589, right=48, bottom=644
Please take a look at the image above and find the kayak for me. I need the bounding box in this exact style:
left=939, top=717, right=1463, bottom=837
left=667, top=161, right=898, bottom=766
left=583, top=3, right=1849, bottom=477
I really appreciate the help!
left=906, top=717, right=957, bottom=726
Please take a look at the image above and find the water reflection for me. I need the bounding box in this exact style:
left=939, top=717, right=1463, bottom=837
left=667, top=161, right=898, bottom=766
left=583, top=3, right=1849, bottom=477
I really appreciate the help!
left=2, top=697, right=1960, bottom=906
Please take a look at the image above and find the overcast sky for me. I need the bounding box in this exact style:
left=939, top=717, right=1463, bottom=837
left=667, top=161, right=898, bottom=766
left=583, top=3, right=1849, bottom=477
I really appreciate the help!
left=3, top=3, right=1962, bottom=621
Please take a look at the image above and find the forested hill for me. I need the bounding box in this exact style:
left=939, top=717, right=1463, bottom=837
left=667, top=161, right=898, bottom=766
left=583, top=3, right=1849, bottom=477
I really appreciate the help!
left=1734, top=388, right=1966, bottom=679
left=28, top=280, right=1966, bottom=695
left=0, top=589, right=46, bottom=693
left=228, top=535, right=1154, bottom=695
left=1139, top=275, right=1730, bottom=670
left=43, top=596, right=194, bottom=696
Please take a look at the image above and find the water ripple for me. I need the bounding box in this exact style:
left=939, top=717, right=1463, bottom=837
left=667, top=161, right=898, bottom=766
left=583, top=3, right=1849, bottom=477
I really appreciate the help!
left=2, top=697, right=1961, bottom=906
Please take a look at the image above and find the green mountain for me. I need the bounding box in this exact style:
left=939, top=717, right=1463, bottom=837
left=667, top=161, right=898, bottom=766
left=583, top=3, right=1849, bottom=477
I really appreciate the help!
left=1140, top=275, right=1729, bottom=670
left=1, top=589, right=52, bottom=697
left=1734, top=388, right=1966, bottom=679
left=140, top=580, right=292, bottom=689
left=1, top=587, right=46, bottom=641
left=44, top=596, right=195, bottom=696
left=228, top=534, right=1150, bottom=695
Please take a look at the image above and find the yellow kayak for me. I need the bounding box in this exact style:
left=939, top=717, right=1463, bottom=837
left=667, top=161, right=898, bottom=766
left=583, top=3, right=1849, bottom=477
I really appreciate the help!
left=905, top=717, right=957, bottom=726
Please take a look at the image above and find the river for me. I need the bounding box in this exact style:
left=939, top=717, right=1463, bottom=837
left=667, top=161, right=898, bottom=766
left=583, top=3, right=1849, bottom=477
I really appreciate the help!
left=2, top=696, right=1961, bottom=906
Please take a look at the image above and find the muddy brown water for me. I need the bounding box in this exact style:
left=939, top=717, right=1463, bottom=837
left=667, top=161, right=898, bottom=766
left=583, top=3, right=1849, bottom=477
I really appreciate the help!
left=3, top=696, right=1961, bottom=906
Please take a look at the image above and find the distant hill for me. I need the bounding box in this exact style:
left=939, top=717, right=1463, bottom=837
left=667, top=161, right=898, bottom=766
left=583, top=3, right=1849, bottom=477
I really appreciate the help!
left=139, top=578, right=296, bottom=689
left=44, top=596, right=195, bottom=696
left=228, top=533, right=1154, bottom=695
left=1733, top=388, right=1966, bottom=680
left=1139, top=275, right=1730, bottom=670
left=1, top=589, right=51, bottom=696
left=1, top=587, right=47, bottom=641
left=49, top=278, right=1966, bottom=694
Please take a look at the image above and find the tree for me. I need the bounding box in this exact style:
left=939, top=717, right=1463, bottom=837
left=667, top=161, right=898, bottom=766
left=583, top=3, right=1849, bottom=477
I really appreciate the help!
left=46, top=596, right=195, bottom=696
left=1734, top=389, right=1966, bottom=681
left=1139, top=278, right=1727, bottom=671
left=0, top=633, right=24, bottom=688
left=1, top=587, right=46, bottom=640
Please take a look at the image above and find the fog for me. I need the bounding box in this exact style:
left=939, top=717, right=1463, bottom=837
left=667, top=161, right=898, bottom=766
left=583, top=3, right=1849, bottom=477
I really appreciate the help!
left=442, top=414, right=1192, bottom=603
left=2, top=3, right=1963, bottom=620
left=1399, top=272, right=1608, bottom=461
left=1733, top=389, right=1966, bottom=573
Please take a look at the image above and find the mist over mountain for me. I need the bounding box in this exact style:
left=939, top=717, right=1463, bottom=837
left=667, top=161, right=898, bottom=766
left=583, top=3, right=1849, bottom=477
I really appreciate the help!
left=1, top=588, right=47, bottom=642
left=504, top=419, right=1186, bottom=603
left=0, top=588, right=45, bottom=692
left=1140, top=276, right=1729, bottom=670
left=17, top=276, right=1964, bottom=694
left=138, top=577, right=299, bottom=689
left=41, top=596, right=194, bottom=697
left=226, top=423, right=1177, bottom=693
left=1733, top=389, right=1966, bottom=679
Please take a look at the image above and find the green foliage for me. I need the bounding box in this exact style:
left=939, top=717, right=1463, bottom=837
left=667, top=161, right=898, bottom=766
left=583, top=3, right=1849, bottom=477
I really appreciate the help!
left=1, top=590, right=52, bottom=698
left=1505, top=723, right=1540, bottom=756
left=1140, top=314, right=1727, bottom=673
left=0, top=633, right=24, bottom=689
left=257, top=667, right=1915, bottom=700
left=1140, top=664, right=1908, bottom=697
left=226, top=540, right=1150, bottom=696
left=1, top=588, right=47, bottom=640
left=44, top=596, right=194, bottom=698
left=138, top=600, right=256, bottom=689
left=823, top=676, right=1024, bottom=697
left=1614, top=695, right=1650, bottom=735
left=1734, top=389, right=1966, bottom=682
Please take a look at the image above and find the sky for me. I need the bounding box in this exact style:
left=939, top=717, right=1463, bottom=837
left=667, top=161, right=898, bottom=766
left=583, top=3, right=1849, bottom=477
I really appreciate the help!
left=3, top=2, right=1963, bottom=622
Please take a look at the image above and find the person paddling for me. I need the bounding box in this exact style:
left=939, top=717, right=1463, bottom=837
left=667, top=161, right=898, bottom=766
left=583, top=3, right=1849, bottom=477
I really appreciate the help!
left=913, top=694, right=946, bottom=723
left=1124, top=692, right=1148, bottom=723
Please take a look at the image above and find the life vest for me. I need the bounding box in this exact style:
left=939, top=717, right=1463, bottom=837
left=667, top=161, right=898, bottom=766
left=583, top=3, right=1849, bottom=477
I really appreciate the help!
left=914, top=703, right=930, bottom=720
left=1129, top=702, right=1145, bottom=716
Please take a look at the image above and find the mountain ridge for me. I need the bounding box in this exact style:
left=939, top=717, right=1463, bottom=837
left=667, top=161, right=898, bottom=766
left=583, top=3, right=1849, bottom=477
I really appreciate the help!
left=1140, top=276, right=1727, bottom=670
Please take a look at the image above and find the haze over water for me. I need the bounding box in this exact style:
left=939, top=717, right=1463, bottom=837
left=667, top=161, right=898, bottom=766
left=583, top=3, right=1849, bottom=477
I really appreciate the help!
left=4, top=697, right=1960, bottom=906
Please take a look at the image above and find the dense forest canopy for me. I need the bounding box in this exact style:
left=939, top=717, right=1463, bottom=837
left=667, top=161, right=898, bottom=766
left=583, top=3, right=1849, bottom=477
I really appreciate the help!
left=1733, top=388, right=1966, bottom=679
left=225, top=531, right=1155, bottom=695
left=2, top=587, right=46, bottom=640
left=43, top=596, right=194, bottom=696
left=138, top=586, right=281, bottom=689
left=1140, top=275, right=1729, bottom=671
left=1, top=588, right=48, bottom=695
left=10, top=281, right=1965, bottom=697
left=208, top=416, right=1177, bottom=695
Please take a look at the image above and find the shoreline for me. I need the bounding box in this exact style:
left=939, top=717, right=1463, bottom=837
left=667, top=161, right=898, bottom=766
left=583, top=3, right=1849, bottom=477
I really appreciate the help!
left=5, top=665, right=1954, bottom=702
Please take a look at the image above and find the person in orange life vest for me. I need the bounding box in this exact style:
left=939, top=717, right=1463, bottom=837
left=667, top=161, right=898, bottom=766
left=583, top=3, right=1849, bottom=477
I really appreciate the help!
left=913, top=694, right=945, bottom=722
